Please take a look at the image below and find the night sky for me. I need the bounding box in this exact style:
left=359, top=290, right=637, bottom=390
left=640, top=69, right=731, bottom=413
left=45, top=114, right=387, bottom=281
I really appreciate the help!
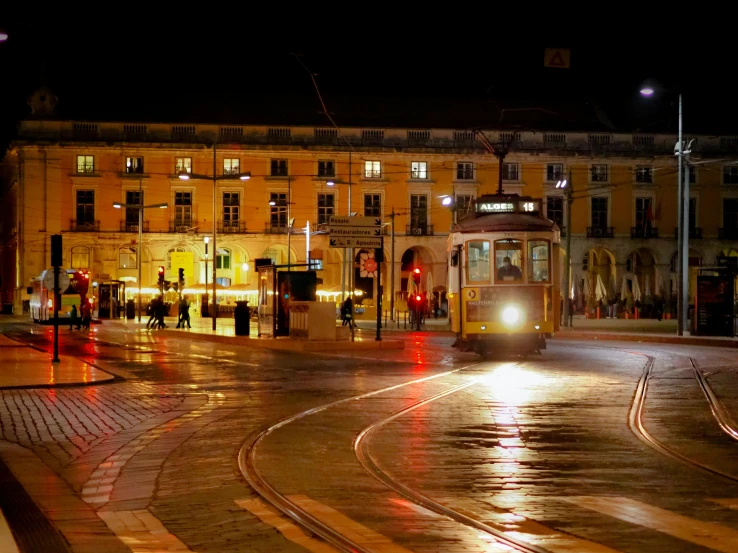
left=1, top=16, right=737, bottom=150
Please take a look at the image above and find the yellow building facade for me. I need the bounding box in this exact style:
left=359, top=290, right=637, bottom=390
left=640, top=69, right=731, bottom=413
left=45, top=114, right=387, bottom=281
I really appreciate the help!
left=2, top=111, right=738, bottom=317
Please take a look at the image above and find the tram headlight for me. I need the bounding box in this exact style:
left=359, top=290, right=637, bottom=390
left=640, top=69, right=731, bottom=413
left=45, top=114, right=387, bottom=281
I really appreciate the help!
left=501, top=305, right=520, bottom=326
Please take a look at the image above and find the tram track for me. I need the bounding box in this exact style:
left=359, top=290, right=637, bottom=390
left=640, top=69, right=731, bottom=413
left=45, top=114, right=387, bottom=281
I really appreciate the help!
left=238, top=360, right=554, bottom=553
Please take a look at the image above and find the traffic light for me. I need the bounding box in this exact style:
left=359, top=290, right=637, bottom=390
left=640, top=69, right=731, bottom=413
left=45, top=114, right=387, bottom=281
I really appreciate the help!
left=412, top=267, right=421, bottom=285
left=158, top=266, right=165, bottom=285
left=415, top=295, right=422, bottom=303
left=178, top=268, right=184, bottom=284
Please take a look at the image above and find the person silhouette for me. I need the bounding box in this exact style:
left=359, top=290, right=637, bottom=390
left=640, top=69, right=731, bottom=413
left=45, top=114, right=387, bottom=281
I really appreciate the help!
left=497, top=256, right=522, bottom=280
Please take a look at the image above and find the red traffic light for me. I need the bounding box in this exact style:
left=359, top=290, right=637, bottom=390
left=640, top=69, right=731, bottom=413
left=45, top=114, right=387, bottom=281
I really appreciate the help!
left=415, top=295, right=422, bottom=302
left=84, top=272, right=89, bottom=279
left=158, top=266, right=165, bottom=274
left=413, top=268, right=420, bottom=274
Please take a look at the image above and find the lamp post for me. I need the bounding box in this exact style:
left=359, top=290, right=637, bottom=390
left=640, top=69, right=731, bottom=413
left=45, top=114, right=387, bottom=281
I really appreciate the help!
left=203, top=236, right=210, bottom=317
left=113, top=196, right=168, bottom=323
left=557, top=171, right=573, bottom=327
left=179, top=155, right=250, bottom=330
left=641, top=84, right=689, bottom=335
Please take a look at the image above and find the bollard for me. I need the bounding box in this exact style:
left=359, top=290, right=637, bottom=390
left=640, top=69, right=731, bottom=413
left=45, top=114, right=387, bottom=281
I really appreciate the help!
left=596, top=307, right=600, bottom=319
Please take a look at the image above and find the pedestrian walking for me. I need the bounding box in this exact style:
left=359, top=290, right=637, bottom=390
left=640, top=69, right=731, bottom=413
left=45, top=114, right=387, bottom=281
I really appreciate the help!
left=341, top=297, right=355, bottom=328
left=69, top=304, right=79, bottom=330
left=154, top=299, right=167, bottom=329
left=146, top=298, right=159, bottom=329
left=177, top=296, right=191, bottom=329
left=80, top=301, right=92, bottom=331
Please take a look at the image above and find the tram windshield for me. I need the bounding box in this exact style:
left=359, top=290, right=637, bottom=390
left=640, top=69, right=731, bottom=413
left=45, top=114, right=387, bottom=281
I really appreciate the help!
left=495, top=240, right=523, bottom=282
left=466, top=240, right=490, bottom=282
left=528, top=240, right=550, bottom=283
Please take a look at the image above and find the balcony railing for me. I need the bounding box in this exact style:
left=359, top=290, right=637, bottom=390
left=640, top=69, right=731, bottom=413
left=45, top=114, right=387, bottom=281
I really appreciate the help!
left=169, top=221, right=194, bottom=233
left=719, top=227, right=738, bottom=240
left=673, top=227, right=703, bottom=239
left=587, top=226, right=614, bottom=238
left=407, top=224, right=434, bottom=236
left=69, top=219, right=100, bottom=232
left=120, top=221, right=150, bottom=233
left=630, top=227, right=659, bottom=239
left=265, top=222, right=288, bottom=234
left=218, top=220, right=247, bottom=233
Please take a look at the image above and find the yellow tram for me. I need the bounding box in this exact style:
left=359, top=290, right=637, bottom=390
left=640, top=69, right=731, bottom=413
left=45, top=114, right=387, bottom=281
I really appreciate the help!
left=447, top=194, right=561, bottom=357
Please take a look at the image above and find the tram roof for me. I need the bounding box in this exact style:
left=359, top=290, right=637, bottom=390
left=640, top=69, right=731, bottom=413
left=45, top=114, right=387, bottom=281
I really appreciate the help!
left=451, top=213, right=559, bottom=233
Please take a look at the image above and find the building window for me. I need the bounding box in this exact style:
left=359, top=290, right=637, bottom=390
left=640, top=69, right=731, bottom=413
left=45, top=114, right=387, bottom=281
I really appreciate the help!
left=317, top=193, right=334, bottom=224
left=318, top=160, right=335, bottom=178
left=591, top=164, right=609, bottom=182
left=77, top=155, right=94, bottom=173
left=364, top=194, right=381, bottom=217
left=635, top=165, right=652, bottom=183
left=223, top=192, right=239, bottom=226
left=167, top=247, right=185, bottom=271
left=689, top=166, right=697, bottom=184
left=723, top=166, right=738, bottom=184
left=410, top=194, right=428, bottom=232
left=724, top=198, right=738, bottom=230
left=71, top=246, right=90, bottom=269
left=546, top=196, right=564, bottom=230
left=174, top=191, right=192, bottom=227
left=411, top=161, right=428, bottom=179
left=456, top=162, right=474, bottom=180
left=455, top=195, right=473, bottom=219
left=270, top=193, right=287, bottom=228
left=502, top=162, right=519, bottom=181
left=223, top=158, right=240, bottom=175
left=364, top=160, right=381, bottom=179
left=270, top=159, right=288, bottom=177
left=216, top=248, right=231, bottom=270
left=125, top=190, right=142, bottom=228
left=635, top=197, right=653, bottom=231
left=76, top=190, right=95, bottom=225
left=546, top=164, right=563, bottom=182
left=591, top=197, right=609, bottom=228
left=125, top=156, right=144, bottom=174
left=175, top=157, right=192, bottom=174
left=119, top=247, right=137, bottom=269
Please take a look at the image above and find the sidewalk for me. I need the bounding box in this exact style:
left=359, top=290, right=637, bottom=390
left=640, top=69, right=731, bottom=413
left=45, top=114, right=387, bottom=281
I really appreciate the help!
left=0, top=333, right=115, bottom=389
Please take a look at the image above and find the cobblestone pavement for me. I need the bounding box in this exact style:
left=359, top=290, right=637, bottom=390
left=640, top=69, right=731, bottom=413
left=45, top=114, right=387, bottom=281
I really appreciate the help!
left=2, top=322, right=738, bottom=553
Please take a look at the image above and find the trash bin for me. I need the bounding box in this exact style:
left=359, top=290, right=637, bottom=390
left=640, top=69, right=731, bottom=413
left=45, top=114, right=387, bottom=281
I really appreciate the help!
left=234, top=300, right=250, bottom=336
left=126, top=300, right=135, bottom=320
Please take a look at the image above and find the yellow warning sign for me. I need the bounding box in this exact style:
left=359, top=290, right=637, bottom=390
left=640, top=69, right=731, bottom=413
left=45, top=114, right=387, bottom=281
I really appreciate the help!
left=544, top=48, right=571, bottom=69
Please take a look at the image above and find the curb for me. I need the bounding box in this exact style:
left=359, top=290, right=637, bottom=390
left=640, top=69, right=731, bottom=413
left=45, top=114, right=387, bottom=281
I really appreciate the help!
left=553, top=331, right=738, bottom=348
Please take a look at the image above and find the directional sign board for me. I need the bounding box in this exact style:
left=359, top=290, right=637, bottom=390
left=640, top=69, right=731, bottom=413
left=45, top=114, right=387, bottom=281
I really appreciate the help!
left=328, top=226, right=383, bottom=237
left=41, top=269, right=70, bottom=292
left=329, top=216, right=381, bottom=227
left=329, top=237, right=382, bottom=249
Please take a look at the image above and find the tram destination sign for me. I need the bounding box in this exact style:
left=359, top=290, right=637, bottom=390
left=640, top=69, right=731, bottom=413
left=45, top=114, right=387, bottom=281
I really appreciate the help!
left=476, top=199, right=541, bottom=215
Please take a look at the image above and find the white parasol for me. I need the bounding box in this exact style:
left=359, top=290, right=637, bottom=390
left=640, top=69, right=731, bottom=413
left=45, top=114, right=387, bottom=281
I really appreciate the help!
left=595, top=274, right=607, bottom=301
left=583, top=275, right=593, bottom=299
left=608, top=274, right=617, bottom=298
left=632, top=275, right=642, bottom=302
left=621, top=276, right=629, bottom=301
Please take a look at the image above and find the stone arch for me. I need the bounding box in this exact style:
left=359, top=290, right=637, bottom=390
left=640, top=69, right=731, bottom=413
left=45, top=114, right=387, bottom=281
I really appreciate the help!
left=261, top=244, right=297, bottom=266
left=70, top=246, right=92, bottom=269
left=399, top=245, right=435, bottom=295
left=627, top=247, right=658, bottom=297
left=580, top=247, right=616, bottom=307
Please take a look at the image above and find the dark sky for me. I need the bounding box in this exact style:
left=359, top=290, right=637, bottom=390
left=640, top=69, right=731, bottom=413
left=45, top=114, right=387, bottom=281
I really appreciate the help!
left=2, top=16, right=737, bottom=148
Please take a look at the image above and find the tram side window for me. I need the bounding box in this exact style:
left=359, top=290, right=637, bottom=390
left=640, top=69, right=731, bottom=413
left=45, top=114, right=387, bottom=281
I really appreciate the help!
left=528, top=240, right=550, bottom=283
left=495, top=239, right=523, bottom=283
left=466, top=240, right=490, bottom=282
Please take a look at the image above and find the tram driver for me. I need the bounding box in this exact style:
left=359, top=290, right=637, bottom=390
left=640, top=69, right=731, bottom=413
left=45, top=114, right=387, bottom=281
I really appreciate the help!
left=497, top=256, right=522, bottom=281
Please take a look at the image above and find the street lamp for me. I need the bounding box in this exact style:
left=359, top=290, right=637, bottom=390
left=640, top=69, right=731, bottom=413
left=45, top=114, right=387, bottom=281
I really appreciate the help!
left=179, top=158, right=250, bottom=331
left=556, top=172, right=573, bottom=327
left=640, top=82, right=689, bottom=335
left=203, top=236, right=210, bottom=317
left=0, top=30, right=8, bottom=42
left=113, top=198, right=168, bottom=323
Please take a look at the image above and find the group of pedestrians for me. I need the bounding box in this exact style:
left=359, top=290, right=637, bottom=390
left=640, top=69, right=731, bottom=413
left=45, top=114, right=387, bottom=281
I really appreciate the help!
left=146, top=295, right=191, bottom=329
left=68, top=301, right=92, bottom=331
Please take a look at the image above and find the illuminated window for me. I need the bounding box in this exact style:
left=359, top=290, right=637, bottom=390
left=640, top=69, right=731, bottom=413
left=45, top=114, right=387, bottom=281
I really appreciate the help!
left=494, top=239, right=523, bottom=283
left=71, top=246, right=90, bottom=269
left=223, top=158, right=240, bottom=175
left=175, top=157, right=192, bottom=174
left=125, top=156, right=144, bottom=174
left=466, top=240, right=490, bottom=283
left=528, top=240, right=550, bottom=283
left=76, top=155, right=94, bottom=173
left=364, top=160, right=381, bottom=179
left=216, top=248, right=231, bottom=270
left=411, top=161, right=428, bottom=179
left=119, top=247, right=137, bottom=269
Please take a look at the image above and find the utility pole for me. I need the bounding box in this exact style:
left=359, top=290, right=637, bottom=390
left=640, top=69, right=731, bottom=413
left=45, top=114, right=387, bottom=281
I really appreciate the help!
left=676, top=94, right=684, bottom=336
left=348, top=152, right=354, bottom=342
left=212, top=141, right=218, bottom=331
left=390, top=208, right=395, bottom=320
left=561, top=169, right=573, bottom=327
left=137, top=177, right=143, bottom=323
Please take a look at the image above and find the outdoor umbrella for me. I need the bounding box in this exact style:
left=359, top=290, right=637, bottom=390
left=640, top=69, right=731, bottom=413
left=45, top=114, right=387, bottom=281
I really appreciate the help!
left=583, top=275, right=592, bottom=300
left=621, top=276, right=629, bottom=301
left=595, top=274, right=607, bottom=301
left=632, top=276, right=642, bottom=302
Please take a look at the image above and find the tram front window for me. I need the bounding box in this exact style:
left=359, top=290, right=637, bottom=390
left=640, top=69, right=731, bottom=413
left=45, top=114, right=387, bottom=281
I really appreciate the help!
left=495, top=239, right=523, bottom=282
left=466, top=240, right=490, bottom=283
left=528, top=240, right=550, bottom=283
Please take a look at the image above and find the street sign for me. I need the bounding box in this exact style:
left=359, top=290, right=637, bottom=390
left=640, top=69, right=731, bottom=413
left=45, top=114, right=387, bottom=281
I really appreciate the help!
left=328, top=226, right=383, bottom=237
left=42, top=269, right=70, bottom=292
left=329, top=216, right=381, bottom=227
left=329, top=237, right=382, bottom=248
